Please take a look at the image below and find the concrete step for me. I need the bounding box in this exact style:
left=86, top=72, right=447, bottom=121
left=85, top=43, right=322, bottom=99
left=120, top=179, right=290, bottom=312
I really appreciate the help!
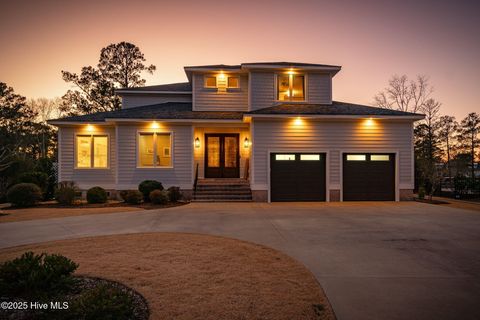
left=193, top=194, right=252, bottom=200
left=194, top=190, right=252, bottom=195
left=196, top=186, right=252, bottom=191
left=192, top=199, right=253, bottom=202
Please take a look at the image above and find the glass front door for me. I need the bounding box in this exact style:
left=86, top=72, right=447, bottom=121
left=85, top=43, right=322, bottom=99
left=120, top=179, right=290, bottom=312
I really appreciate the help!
left=205, top=134, right=239, bottom=178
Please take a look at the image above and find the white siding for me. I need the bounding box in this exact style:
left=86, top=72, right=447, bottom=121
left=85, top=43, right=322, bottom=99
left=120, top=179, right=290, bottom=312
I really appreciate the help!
left=251, top=119, right=414, bottom=191
left=121, top=94, right=192, bottom=109
left=58, top=126, right=116, bottom=189
left=193, top=73, right=248, bottom=111
left=308, top=73, right=332, bottom=104
left=249, top=72, right=275, bottom=111
left=116, top=123, right=193, bottom=190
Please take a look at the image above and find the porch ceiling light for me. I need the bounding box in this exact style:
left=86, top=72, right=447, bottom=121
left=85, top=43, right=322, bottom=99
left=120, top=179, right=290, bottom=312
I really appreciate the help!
left=194, top=137, right=200, bottom=149
left=243, top=137, right=251, bottom=149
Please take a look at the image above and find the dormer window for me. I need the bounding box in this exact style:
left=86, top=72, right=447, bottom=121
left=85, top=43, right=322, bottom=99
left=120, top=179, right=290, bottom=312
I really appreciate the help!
left=277, top=74, right=305, bottom=101
left=204, top=76, right=217, bottom=88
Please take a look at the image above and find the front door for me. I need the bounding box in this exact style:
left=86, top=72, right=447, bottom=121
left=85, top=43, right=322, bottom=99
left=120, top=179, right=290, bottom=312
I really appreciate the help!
left=205, top=134, right=240, bottom=178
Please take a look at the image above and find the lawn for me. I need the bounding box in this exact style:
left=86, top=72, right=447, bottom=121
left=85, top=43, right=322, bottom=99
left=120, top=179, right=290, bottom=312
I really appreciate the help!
left=0, top=233, right=335, bottom=320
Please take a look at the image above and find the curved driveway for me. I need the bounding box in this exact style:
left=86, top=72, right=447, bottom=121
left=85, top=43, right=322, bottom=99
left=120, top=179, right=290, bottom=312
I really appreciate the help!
left=1, top=202, right=480, bottom=320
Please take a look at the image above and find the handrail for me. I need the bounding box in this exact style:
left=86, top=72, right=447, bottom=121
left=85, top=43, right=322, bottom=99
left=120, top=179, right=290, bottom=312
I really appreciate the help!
left=193, top=163, right=199, bottom=192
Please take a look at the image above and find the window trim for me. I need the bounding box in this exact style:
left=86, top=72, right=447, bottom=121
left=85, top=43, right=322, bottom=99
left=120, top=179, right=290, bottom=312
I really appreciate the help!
left=136, top=130, right=174, bottom=169
left=274, top=73, right=307, bottom=102
left=74, top=133, right=110, bottom=170
left=204, top=75, right=217, bottom=88
left=227, top=76, right=240, bottom=88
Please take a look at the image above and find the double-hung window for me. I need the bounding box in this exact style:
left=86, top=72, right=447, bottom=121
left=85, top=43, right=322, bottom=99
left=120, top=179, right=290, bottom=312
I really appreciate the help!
left=76, top=135, right=108, bottom=168
left=138, top=132, right=172, bottom=167
left=277, top=74, right=305, bottom=101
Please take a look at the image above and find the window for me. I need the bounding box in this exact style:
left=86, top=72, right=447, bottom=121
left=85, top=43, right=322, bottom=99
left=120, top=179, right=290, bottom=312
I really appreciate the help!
left=300, top=154, right=320, bottom=161
left=227, top=76, right=239, bottom=88
left=346, top=154, right=366, bottom=161
left=275, top=154, right=295, bottom=161
left=277, top=74, right=305, bottom=101
left=76, top=135, right=108, bottom=168
left=371, top=155, right=390, bottom=161
left=205, top=76, right=216, bottom=88
left=138, top=132, right=172, bottom=167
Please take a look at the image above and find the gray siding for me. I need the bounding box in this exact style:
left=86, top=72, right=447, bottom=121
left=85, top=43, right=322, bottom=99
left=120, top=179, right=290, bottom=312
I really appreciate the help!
left=251, top=119, right=414, bottom=194
left=121, top=94, right=192, bottom=109
left=193, top=73, right=248, bottom=111
left=308, top=73, right=332, bottom=104
left=116, top=124, right=193, bottom=190
left=249, top=72, right=275, bottom=111
left=58, top=126, right=116, bottom=190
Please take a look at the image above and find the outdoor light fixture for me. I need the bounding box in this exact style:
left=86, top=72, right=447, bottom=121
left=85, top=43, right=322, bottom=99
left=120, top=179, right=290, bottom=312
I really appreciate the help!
left=194, top=137, right=200, bottom=148
left=86, top=124, right=94, bottom=132
left=243, top=137, right=251, bottom=148
left=365, top=118, right=374, bottom=126
left=218, top=72, right=226, bottom=79
left=293, top=117, right=303, bottom=126
left=151, top=121, right=160, bottom=129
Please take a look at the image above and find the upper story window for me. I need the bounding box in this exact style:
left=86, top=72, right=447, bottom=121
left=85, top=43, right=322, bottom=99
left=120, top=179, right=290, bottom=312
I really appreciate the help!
left=138, top=132, right=172, bottom=167
left=76, top=135, right=108, bottom=168
left=227, top=76, right=239, bottom=88
left=204, top=76, right=217, bottom=88
left=277, top=74, right=305, bottom=101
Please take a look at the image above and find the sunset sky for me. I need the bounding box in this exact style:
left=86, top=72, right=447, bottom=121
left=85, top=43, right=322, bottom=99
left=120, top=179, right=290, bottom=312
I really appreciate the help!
left=1, top=0, right=479, bottom=119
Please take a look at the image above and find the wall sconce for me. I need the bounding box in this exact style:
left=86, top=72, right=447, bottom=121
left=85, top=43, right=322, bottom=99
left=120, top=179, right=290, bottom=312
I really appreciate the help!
left=194, top=137, right=200, bottom=149
left=365, top=118, right=374, bottom=126
left=293, top=117, right=303, bottom=126
left=243, top=137, right=251, bottom=148
left=86, top=124, right=94, bottom=132
left=151, top=121, right=160, bottom=129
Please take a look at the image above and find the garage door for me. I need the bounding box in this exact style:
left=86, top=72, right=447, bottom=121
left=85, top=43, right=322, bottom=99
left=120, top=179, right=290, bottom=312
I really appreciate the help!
left=270, top=153, right=326, bottom=201
left=343, top=153, right=395, bottom=201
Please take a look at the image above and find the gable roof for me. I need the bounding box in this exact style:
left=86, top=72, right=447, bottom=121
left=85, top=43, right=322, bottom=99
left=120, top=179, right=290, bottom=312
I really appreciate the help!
left=115, top=82, right=191, bottom=93
left=49, top=102, right=243, bottom=123
left=246, top=102, right=423, bottom=117
left=242, top=62, right=341, bottom=68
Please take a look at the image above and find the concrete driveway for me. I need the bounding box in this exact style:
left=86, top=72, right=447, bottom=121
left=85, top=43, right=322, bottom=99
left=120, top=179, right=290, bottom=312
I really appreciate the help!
left=1, top=201, right=479, bottom=320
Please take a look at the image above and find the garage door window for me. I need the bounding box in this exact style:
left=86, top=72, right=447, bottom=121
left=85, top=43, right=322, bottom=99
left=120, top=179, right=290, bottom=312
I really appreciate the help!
left=346, top=154, right=366, bottom=161
left=371, top=155, right=390, bottom=161
left=300, top=154, right=320, bottom=161
left=275, top=154, right=295, bottom=161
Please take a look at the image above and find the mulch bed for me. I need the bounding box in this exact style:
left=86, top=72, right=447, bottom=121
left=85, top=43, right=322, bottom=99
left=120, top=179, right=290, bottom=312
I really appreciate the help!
left=414, top=198, right=450, bottom=205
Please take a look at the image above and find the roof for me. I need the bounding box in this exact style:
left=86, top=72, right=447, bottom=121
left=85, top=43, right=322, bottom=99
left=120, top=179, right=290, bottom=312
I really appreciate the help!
left=184, top=64, right=242, bottom=70
left=116, top=82, right=191, bottom=93
left=49, top=102, right=243, bottom=123
left=242, top=62, right=341, bottom=69
left=246, top=101, right=423, bottom=117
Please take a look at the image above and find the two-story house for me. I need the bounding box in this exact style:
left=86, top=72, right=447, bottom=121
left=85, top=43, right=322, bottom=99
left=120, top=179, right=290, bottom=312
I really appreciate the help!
left=50, top=62, right=423, bottom=202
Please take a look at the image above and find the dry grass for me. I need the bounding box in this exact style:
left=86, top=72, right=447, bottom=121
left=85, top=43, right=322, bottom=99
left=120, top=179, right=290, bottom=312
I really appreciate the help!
left=0, top=233, right=335, bottom=320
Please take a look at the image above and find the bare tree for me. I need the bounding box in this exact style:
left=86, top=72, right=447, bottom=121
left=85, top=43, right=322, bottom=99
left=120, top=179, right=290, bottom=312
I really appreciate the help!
left=28, top=97, right=63, bottom=123
left=374, top=75, right=433, bottom=113
left=438, top=115, right=458, bottom=179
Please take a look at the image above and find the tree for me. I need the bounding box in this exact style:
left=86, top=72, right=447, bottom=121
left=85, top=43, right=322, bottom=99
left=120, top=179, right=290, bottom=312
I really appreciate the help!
left=457, top=112, right=480, bottom=181
left=374, top=75, right=433, bottom=113
left=28, top=98, right=63, bottom=157
left=438, top=115, right=458, bottom=179
left=61, top=42, right=156, bottom=115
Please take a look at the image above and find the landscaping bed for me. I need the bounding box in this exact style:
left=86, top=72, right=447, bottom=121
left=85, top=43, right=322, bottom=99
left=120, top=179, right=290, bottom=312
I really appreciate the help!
left=0, top=233, right=335, bottom=320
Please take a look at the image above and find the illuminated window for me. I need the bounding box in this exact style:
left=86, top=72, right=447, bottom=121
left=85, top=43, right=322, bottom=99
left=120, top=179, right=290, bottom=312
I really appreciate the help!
left=227, top=76, right=239, bottom=88
left=371, top=155, right=390, bottom=161
left=300, top=154, right=320, bottom=161
left=346, top=154, right=366, bottom=161
left=205, top=76, right=217, bottom=88
left=275, top=154, right=296, bottom=161
left=277, top=74, right=305, bottom=101
left=76, top=135, right=108, bottom=168
left=138, top=132, right=172, bottom=167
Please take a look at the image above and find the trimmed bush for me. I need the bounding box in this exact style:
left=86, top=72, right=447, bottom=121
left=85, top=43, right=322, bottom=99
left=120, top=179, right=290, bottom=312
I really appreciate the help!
left=138, top=180, right=163, bottom=201
left=125, top=190, right=143, bottom=205
left=18, top=171, right=48, bottom=197
left=119, top=190, right=129, bottom=202
left=0, top=251, right=78, bottom=299
left=149, top=189, right=168, bottom=205
left=6, top=183, right=42, bottom=207
left=167, top=186, right=182, bottom=202
left=68, top=283, right=135, bottom=320
left=55, top=181, right=78, bottom=205
left=87, top=186, right=108, bottom=204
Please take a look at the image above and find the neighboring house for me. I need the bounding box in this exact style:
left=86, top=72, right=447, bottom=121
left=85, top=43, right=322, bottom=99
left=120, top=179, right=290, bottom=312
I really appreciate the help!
left=49, top=62, right=424, bottom=202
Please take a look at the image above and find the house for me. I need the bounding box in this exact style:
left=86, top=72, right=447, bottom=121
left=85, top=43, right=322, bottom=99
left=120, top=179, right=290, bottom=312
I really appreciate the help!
left=49, top=62, right=424, bottom=202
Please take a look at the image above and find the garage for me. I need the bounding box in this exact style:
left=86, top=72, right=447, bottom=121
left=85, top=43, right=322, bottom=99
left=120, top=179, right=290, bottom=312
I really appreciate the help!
left=343, top=153, right=395, bottom=201
left=270, top=153, right=326, bottom=201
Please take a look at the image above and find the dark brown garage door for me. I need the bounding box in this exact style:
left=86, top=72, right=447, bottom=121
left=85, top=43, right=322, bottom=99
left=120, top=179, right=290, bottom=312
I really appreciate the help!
left=270, top=153, right=326, bottom=201
left=343, top=153, right=395, bottom=201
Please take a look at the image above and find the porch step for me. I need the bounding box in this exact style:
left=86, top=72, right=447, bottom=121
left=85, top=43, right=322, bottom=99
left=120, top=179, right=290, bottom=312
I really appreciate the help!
left=193, top=179, right=252, bottom=202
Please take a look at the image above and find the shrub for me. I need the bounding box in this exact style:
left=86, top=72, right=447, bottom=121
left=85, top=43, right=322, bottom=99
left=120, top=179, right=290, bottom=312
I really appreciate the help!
left=6, top=183, right=42, bottom=207
left=418, top=186, right=426, bottom=200
left=68, top=283, right=135, bottom=320
left=0, top=251, right=78, bottom=299
left=87, top=186, right=108, bottom=204
left=55, top=181, right=78, bottom=205
left=138, top=180, right=163, bottom=201
left=124, top=190, right=143, bottom=205
left=18, top=171, right=48, bottom=197
left=167, top=186, right=182, bottom=202
left=149, top=189, right=168, bottom=205
left=119, top=190, right=129, bottom=202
